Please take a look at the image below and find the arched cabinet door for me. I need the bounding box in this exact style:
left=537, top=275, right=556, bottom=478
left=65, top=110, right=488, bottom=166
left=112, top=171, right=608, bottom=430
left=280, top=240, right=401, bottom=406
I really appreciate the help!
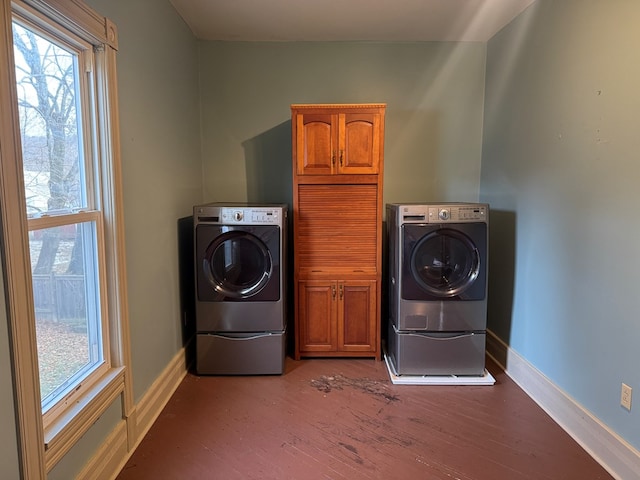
left=295, top=112, right=335, bottom=175
left=293, top=105, right=383, bottom=176
left=339, top=112, right=381, bottom=174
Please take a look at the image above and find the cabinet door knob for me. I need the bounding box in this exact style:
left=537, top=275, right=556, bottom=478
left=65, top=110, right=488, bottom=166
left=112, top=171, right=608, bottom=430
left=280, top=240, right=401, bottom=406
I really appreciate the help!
left=339, top=150, right=344, bottom=166
left=331, top=152, right=336, bottom=166
left=339, top=283, right=344, bottom=299
left=332, top=285, right=336, bottom=299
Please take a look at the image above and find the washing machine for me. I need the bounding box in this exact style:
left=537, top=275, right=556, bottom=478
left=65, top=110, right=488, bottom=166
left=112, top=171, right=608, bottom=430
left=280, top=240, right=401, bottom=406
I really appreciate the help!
left=386, top=203, right=488, bottom=376
left=194, top=203, right=287, bottom=375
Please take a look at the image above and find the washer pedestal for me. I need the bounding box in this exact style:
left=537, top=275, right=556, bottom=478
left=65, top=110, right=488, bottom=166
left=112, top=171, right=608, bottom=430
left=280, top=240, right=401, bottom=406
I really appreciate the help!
left=387, top=323, right=486, bottom=376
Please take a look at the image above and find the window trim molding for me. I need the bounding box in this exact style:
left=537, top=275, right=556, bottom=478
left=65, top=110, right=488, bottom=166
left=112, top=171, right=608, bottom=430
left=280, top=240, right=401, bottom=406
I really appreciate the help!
left=44, top=366, right=125, bottom=471
left=19, top=0, right=117, bottom=49
left=0, top=0, right=132, bottom=476
left=0, top=1, right=46, bottom=477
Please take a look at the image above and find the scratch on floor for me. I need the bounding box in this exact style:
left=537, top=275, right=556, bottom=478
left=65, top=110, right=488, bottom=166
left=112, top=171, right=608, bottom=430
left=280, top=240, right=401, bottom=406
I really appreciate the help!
left=338, top=442, right=364, bottom=464
left=310, top=374, right=399, bottom=402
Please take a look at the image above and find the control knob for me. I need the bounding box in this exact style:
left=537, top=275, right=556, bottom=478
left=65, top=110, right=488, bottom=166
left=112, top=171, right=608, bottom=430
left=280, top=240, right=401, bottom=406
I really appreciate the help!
left=233, top=211, right=243, bottom=221
left=439, top=209, right=450, bottom=221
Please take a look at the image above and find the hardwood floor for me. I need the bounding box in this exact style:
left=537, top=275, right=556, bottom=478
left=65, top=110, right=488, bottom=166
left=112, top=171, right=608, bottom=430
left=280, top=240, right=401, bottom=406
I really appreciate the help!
left=116, top=357, right=613, bottom=480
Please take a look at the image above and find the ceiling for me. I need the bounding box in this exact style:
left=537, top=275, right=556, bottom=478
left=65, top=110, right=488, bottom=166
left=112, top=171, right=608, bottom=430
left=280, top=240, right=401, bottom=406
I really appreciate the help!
left=168, top=0, right=536, bottom=42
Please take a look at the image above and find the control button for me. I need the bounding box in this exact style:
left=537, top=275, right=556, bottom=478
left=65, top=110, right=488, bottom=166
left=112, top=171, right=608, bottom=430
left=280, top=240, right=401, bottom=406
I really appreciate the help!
left=439, top=209, right=450, bottom=221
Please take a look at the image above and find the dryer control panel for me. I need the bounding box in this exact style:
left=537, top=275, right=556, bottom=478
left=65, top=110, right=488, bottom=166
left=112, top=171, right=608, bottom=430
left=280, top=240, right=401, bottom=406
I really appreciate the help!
left=220, top=208, right=281, bottom=224
left=194, top=203, right=286, bottom=227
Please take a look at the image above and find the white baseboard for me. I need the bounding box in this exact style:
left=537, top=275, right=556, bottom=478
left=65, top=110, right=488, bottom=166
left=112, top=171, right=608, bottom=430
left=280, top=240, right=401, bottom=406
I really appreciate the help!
left=76, top=347, right=188, bottom=480
left=132, top=348, right=188, bottom=451
left=486, top=330, right=640, bottom=480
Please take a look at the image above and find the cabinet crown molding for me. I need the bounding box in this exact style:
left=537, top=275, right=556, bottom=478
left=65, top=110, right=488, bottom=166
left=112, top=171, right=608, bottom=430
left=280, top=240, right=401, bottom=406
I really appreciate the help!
left=291, top=103, right=386, bottom=109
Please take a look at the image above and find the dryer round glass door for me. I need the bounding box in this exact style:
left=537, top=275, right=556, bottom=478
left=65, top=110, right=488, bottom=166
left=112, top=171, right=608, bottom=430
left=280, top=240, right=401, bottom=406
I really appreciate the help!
left=409, top=228, right=480, bottom=298
left=203, top=231, right=273, bottom=299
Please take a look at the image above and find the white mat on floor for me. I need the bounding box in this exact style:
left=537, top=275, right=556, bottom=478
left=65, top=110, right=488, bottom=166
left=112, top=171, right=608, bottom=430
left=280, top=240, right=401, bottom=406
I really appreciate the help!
left=384, top=353, right=495, bottom=386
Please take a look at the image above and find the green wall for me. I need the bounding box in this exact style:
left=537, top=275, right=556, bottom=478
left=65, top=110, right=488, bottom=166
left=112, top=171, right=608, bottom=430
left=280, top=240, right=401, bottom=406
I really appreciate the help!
left=87, top=0, right=202, bottom=403
left=198, top=41, right=487, bottom=207
left=482, top=0, right=640, bottom=451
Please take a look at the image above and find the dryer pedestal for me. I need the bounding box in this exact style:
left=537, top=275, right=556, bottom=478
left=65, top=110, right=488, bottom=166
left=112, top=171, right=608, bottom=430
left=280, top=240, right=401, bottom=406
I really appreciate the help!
left=196, top=331, right=286, bottom=375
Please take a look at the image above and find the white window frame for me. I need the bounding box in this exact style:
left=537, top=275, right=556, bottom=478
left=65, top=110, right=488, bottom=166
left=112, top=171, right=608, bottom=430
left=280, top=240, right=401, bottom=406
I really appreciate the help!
left=0, top=0, right=132, bottom=477
left=13, top=9, right=112, bottom=422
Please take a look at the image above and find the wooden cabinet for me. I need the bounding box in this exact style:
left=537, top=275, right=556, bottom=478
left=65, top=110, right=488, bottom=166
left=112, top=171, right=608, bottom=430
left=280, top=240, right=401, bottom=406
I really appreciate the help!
left=294, top=110, right=383, bottom=176
left=292, top=104, right=385, bottom=360
left=298, top=279, right=377, bottom=354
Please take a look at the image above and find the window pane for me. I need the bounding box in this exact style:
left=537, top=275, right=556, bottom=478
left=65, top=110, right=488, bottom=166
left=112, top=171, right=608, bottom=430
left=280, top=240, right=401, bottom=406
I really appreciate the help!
left=30, top=222, right=103, bottom=411
left=12, top=21, right=86, bottom=215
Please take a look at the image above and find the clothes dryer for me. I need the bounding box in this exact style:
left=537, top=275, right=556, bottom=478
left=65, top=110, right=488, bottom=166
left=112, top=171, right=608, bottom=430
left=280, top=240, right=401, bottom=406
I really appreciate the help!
left=194, top=203, right=287, bottom=374
left=386, top=203, right=488, bottom=376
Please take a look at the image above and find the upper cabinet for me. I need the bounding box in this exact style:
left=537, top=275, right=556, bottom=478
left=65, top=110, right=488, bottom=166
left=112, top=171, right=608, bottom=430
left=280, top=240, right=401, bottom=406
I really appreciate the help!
left=292, top=104, right=384, bottom=176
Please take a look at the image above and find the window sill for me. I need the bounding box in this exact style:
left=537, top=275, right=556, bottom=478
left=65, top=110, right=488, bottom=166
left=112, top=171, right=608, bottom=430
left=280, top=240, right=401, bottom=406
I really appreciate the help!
left=43, top=366, right=126, bottom=471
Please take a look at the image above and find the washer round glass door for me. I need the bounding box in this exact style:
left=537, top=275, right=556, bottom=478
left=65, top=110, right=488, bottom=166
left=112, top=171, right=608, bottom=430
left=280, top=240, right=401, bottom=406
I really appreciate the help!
left=410, top=228, right=480, bottom=297
left=203, top=231, right=272, bottom=299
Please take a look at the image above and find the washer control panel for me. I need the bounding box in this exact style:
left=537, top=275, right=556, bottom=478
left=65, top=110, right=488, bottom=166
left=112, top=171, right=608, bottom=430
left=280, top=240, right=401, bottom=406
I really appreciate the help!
left=428, top=205, right=486, bottom=223
left=397, top=203, right=487, bottom=224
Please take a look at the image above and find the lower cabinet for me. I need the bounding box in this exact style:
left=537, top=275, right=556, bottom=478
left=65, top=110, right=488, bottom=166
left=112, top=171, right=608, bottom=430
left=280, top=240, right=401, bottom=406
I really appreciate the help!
left=296, top=278, right=378, bottom=359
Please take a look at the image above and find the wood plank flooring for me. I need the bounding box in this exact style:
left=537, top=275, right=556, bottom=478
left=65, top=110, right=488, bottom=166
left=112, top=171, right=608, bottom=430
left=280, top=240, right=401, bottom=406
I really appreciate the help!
left=116, top=357, right=613, bottom=480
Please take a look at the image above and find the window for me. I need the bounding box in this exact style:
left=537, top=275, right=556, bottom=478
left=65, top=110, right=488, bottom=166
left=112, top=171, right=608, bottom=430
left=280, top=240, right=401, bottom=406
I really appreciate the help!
left=12, top=17, right=110, bottom=423
left=0, top=0, right=131, bottom=477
